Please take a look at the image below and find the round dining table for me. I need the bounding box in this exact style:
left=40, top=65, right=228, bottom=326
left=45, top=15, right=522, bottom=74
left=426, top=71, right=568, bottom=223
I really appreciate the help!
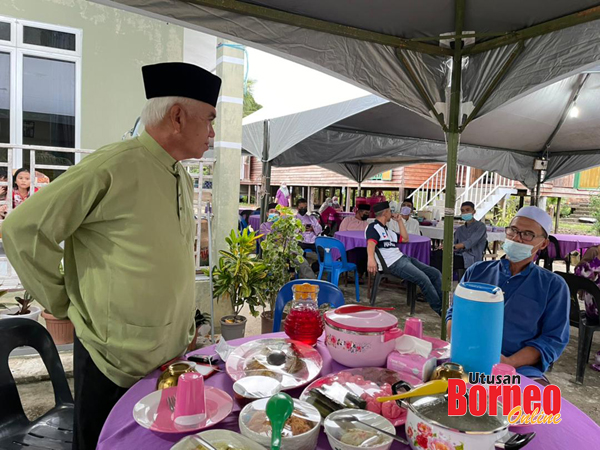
left=248, top=214, right=261, bottom=231
left=547, top=233, right=600, bottom=259
left=334, top=231, right=431, bottom=265
left=97, top=332, right=600, bottom=450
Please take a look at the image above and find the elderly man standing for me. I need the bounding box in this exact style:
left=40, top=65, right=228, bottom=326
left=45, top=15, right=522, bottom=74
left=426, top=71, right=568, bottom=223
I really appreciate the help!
left=446, top=206, right=570, bottom=383
left=2, top=62, right=221, bottom=449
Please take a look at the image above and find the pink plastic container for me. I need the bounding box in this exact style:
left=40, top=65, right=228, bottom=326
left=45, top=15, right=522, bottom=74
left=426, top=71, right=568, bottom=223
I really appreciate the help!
left=324, top=305, right=403, bottom=367
left=403, top=317, right=423, bottom=339
left=492, top=363, right=517, bottom=377
left=173, top=372, right=206, bottom=426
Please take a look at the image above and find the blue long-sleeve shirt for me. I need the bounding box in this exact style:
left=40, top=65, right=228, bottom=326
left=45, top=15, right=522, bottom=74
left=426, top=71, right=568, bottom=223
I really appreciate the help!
left=454, top=220, right=487, bottom=268
left=446, top=259, right=570, bottom=378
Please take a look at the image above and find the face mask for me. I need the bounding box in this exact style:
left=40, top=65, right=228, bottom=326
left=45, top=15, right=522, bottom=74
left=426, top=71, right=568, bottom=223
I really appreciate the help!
left=461, top=213, right=473, bottom=221
left=360, top=213, right=368, bottom=221
left=400, top=206, right=412, bottom=216
left=502, top=239, right=537, bottom=263
left=268, top=214, right=279, bottom=222
left=298, top=208, right=307, bottom=216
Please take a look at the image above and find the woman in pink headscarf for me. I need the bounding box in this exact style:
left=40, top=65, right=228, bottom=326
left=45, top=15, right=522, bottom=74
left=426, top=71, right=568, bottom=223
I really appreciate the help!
left=275, top=182, right=290, bottom=207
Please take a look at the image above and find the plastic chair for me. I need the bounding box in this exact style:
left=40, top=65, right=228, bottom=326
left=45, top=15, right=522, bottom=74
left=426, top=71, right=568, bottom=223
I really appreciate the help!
left=370, top=248, right=417, bottom=315
left=272, top=279, right=346, bottom=332
left=537, top=235, right=562, bottom=271
left=0, top=318, right=74, bottom=449
left=315, top=237, right=360, bottom=302
left=555, top=271, right=600, bottom=384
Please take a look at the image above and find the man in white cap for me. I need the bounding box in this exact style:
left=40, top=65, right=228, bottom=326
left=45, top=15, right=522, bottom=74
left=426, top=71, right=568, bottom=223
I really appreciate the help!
left=446, top=206, right=570, bottom=383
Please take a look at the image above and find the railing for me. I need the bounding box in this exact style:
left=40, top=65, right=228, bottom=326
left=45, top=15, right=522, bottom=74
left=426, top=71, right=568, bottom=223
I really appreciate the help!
left=455, top=171, right=516, bottom=216
left=408, top=164, right=469, bottom=211
left=0, top=144, right=213, bottom=272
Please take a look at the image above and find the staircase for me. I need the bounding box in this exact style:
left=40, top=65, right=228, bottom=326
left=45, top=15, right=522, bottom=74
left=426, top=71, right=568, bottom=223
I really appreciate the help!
left=409, top=165, right=517, bottom=220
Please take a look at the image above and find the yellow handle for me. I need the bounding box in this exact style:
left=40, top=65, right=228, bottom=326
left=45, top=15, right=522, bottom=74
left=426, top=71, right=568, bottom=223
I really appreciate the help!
left=376, top=379, right=448, bottom=403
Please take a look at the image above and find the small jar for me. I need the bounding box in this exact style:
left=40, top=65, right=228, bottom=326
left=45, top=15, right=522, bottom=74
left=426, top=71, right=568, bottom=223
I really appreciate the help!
left=284, top=283, right=324, bottom=346
left=156, top=361, right=195, bottom=390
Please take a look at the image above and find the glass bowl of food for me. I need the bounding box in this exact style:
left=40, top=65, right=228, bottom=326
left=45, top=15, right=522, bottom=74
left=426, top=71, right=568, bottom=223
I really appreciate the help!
left=324, top=409, right=396, bottom=450
left=170, top=429, right=265, bottom=450
left=238, top=397, right=321, bottom=450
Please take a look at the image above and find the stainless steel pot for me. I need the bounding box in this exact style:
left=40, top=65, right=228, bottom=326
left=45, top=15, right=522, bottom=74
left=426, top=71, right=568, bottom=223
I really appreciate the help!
left=392, top=381, right=535, bottom=450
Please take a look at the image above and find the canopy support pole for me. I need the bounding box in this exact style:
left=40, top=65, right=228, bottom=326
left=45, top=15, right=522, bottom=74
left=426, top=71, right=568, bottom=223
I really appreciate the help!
left=260, top=120, right=271, bottom=225
left=441, top=0, right=465, bottom=341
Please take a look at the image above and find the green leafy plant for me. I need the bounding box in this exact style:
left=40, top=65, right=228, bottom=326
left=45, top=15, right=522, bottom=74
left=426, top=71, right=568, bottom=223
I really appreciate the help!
left=0, top=291, right=33, bottom=315
left=204, top=228, right=267, bottom=321
left=491, top=196, right=519, bottom=228
left=259, top=206, right=305, bottom=317
left=591, top=195, right=600, bottom=235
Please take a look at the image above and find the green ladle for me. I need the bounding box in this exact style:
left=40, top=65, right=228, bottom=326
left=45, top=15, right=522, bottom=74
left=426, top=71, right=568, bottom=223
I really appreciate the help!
left=266, top=392, right=294, bottom=450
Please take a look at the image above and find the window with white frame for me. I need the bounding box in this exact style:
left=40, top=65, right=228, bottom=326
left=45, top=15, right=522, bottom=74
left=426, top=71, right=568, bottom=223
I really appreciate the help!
left=0, top=16, right=81, bottom=180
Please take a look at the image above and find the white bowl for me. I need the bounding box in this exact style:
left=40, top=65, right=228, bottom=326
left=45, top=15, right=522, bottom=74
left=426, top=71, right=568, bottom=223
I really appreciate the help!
left=239, top=397, right=321, bottom=450
left=324, top=409, right=396, bottom=450
left=0, top=305, right=41, bottom=322
left=170, top=429, right=266, bottom=450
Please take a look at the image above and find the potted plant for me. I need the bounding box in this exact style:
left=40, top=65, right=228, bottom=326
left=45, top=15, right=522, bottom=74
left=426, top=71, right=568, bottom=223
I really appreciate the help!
left=259, top=206, right=305, bottom=333
left=41, top=261, right=74, bottom=344
left=0, top=291, right=42, bottom=321
left=206, top=228, right=267, bottom=340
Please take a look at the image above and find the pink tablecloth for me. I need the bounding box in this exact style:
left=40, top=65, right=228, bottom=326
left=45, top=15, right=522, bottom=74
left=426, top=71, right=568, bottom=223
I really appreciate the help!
left=335, top=231, right=431, bottom=265
left=547, top=234, right=600, bottom=259
left=98, top=332, right=600, bottom=450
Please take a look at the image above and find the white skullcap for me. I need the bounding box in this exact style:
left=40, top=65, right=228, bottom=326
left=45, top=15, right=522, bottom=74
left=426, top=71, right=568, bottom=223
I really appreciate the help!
left=514, top=206, right=552, bottom=236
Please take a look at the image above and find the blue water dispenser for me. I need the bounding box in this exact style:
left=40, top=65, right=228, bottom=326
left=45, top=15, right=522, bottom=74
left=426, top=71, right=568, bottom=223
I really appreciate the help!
left=450, top=282, right=504, bottom=376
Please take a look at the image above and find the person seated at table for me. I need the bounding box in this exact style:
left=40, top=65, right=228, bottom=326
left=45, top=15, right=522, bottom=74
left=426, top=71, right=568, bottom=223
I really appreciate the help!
left=296, top=198, right=323, bottom=270
left=431, top=201, right=487, bottom=271
left=340, top=204, right=370, bottom=231
left=319, top=197, right=333, bottom=214
left=399, top=198, right=421, bottom=235
left=446, top=206, right=570, bottom=383
left=339, top=204, right=371, bottom=281
left=331, top=196, right=343, bottom=212
left=575, top=245, right=600, bottom=372
left=386, top=198, right=421, bottom=235
left=259, top=206, right=280, bottom=235
left=367, top=201, right=443, bottom=315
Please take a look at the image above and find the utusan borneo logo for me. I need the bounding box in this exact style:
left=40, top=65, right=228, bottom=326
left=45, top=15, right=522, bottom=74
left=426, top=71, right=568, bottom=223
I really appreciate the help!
left=448, top=372, right=562, bottom=425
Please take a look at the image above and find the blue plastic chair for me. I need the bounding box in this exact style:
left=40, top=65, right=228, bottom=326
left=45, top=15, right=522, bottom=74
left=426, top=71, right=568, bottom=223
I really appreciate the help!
left=315, top=237, right=360, bottom=302
left=272, top=279, right=346, bottom=332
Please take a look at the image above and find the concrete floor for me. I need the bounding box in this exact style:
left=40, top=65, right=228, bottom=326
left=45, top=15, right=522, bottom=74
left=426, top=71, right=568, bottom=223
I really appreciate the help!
left=13, top=271, right=600, bottom=426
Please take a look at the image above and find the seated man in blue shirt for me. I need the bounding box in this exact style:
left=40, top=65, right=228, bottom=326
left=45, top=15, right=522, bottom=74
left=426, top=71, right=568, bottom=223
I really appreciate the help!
left=367, top=201, right=443, bottom=315
left=431, top=201, right=487, bottom=271
left=446, top=206, right=570, bottom=383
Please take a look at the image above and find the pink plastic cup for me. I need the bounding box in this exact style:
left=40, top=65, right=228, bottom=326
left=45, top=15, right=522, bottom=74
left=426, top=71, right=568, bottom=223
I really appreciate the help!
left=492, top=363, right=517, bottom=377
left=404, top=317, right=423, bottom=339
left=173, top=372, right=206, bottom=426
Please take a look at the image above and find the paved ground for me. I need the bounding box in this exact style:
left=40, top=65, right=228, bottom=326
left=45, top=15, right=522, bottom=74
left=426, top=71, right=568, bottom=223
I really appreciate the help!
left=12, top=265, right=600, bottom=426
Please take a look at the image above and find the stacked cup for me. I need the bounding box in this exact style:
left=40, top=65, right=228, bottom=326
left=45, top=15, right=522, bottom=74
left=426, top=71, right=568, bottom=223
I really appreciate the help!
left=173, top=372, right=207, bottom=426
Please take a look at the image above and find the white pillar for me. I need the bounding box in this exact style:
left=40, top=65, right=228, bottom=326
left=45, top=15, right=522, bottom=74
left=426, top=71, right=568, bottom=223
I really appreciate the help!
left=213, top=40, right=243, bottom=256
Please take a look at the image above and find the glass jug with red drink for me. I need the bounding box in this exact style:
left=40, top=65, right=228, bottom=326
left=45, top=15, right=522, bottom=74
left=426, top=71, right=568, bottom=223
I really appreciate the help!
left=284, top=283, right=323, bottom=346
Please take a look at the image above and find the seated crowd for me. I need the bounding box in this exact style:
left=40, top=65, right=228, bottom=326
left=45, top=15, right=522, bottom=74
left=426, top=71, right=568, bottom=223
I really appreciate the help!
left=249, top=193, right=571, bottom=382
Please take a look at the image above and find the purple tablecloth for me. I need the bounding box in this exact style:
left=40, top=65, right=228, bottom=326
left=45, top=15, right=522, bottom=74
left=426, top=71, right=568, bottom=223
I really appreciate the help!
left=98, top=332, right=600, bottom=450
left=248, top=214, right=261, bottom=231
left=547, top=234, right=600, bottom=259
left=334, top=231, right=431, bottom=265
